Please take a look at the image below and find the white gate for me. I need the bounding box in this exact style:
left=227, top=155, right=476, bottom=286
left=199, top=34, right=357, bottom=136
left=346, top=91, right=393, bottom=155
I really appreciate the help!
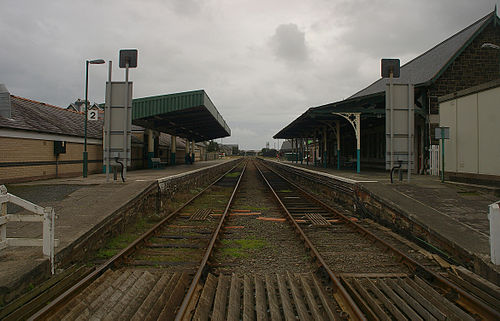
left=429, top=145, right=440, bottom=176
left=0, top=185, right=57, bottom=274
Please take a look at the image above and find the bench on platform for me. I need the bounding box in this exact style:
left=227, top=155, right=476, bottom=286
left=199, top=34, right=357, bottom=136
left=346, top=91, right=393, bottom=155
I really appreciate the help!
left=151, top=157, right=168, bottom=168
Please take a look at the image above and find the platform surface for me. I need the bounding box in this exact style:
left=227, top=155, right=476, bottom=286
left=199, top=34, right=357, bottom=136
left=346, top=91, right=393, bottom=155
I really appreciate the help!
left=0, top=159, right=232, bottom=294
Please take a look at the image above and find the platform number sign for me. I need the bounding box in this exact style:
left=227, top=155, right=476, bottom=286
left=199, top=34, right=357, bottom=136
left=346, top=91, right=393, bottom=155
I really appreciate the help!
left=88, top=109, right=98, bottom=121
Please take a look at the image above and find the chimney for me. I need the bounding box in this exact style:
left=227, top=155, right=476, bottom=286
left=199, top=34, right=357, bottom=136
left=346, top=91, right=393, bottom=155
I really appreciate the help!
left=0, top=84, right=12, bottom=119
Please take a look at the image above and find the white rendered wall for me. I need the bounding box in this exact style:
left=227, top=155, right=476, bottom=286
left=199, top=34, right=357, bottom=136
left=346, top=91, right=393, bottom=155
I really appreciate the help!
left=440, top=85, right=500, bottom=176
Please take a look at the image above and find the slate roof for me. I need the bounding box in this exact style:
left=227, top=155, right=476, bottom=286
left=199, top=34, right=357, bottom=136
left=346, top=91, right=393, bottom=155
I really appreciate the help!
left=0, top=95, right=103, bottom=139
left=350, top=11, right=496, bottom=98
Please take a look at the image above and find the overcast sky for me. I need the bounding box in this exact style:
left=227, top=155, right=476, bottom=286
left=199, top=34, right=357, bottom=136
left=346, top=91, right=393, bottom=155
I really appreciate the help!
left=1, top=0, right=497, bottom=150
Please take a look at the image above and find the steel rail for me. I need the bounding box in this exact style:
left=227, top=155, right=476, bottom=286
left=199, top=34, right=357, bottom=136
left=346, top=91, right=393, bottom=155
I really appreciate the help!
left=260, top=159, right=500, bottom=320
left=255, top=162, right=367, bottom=321
left=174, top=160, right=248, bottom=321
left=29, top=160, right=244, bottom=321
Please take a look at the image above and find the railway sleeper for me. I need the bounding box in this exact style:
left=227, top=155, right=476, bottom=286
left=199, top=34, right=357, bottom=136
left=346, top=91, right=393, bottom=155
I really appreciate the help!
left=184, top=272, right=344, bottom=321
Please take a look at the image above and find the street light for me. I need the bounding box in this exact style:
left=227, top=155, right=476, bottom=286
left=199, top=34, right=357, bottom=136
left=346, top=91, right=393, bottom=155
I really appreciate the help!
left=83, top=59, right=105, bottom=178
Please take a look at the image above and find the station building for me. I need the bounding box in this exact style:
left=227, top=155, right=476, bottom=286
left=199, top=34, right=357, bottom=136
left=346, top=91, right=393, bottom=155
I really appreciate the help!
left=275, top=10, right=500, bottom=182
left=0, top=85, right=230, bottom=184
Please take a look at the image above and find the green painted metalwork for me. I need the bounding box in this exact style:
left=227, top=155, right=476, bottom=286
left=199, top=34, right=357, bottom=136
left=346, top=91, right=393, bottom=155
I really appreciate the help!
left=132, top=90, right=230, bottom=142
left=132, top=90, right=204, bottom=119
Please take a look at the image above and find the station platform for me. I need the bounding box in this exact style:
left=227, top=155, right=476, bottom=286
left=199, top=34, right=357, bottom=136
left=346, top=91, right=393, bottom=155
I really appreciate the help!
left=0, top=159, right=233, bottom=303
left=273, top=160, right=500, bottom=279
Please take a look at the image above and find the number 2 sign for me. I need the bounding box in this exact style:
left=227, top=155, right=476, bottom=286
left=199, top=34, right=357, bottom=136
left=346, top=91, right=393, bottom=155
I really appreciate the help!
left=88, top=110, right=98, bottom=121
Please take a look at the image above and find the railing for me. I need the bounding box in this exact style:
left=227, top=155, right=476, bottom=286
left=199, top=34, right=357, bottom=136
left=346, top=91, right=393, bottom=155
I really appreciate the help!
left=0, top=185, right=57, bottom=274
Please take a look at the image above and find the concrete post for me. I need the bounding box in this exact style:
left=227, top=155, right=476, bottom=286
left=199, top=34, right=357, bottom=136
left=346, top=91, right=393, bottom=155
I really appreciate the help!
left=170, top=135, right=176, bottom=165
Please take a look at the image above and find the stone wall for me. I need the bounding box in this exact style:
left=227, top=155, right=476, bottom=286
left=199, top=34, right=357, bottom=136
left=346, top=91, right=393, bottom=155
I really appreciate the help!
left=429, top=21, right=500, bottom=115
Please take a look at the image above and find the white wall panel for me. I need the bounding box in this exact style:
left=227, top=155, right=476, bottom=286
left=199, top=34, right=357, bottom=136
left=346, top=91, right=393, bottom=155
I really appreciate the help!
left=440, top=100, right=457, bottom=172
left=478, top=87, right=500, bottom=175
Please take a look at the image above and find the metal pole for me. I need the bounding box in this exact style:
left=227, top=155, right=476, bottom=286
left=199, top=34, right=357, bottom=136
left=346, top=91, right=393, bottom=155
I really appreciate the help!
left=106, top=61, right=112, bottom=182
left=441, top=130, right=445, bottom=183
left=123, top=63, right=129, bottom=181
left=83, top=61, right=89, bottom=178
left=389, top=71, right=394, bottom=170
left=408, top=84, right=412, bottom=182
left=356, top=113, right=360, bottom=173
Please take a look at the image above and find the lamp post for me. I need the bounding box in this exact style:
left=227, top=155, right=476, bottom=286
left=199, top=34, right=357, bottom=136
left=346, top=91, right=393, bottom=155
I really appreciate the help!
left=83, top=59, right=105, bottom=178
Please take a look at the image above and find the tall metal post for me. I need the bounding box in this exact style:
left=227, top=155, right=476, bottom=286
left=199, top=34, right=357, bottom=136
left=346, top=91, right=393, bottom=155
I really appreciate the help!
left=441, top=128, right=445, bottom=183
left=356, top=113, right=361, bottom=173
left=389, top=71, right=394, bottom=170
left=105, top=61, right=112, bottom=182
left=408, top=84, right=412, bottom=182
left=83, top=61, right=89, bottom=178
left=123, top=63, right=129, bottom=180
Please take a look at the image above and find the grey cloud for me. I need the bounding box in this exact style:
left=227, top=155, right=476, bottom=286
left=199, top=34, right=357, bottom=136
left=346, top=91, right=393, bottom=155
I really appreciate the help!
left=169, top=0, right=204, bottom=15
left=270, top=24, right=309, bottom=63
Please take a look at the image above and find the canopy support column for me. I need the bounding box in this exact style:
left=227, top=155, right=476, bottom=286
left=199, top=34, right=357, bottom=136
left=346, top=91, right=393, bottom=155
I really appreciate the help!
left=170, top=135, right=176, bottom=165
left=147, top=129, right=154, bottom=169
left=300, top=138, right=304, bottom=164
left=306, top=136, right=309, bottom=165
left=336, top=120, right=340, bottom=170
left=332, top=112, right=361, bottom=173
left=191, top=141, right=195, bottom=163
left=313, top=132, right=316, bottom=166
left=185, top=138, right=190, bottom=164
left=323, top=127, right=327, bottom=168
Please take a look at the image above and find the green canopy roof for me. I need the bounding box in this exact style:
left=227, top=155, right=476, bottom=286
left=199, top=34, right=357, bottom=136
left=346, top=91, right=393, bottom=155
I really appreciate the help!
left=132, top=90, right=230, bottom=142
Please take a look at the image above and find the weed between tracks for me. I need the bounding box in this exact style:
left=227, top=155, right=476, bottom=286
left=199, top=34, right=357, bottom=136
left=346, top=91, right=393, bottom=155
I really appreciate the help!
left=225, top=171, right=241, bottom=178
left=95, top=217, right=158, bottom=260
left=220, top=238, right=267, bottom=258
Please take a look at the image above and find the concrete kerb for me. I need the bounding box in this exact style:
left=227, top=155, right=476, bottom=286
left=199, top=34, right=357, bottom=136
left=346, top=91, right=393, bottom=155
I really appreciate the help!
left=263, top=159, right=500, bottom=286
left=0, top=159, right=240, bottom=307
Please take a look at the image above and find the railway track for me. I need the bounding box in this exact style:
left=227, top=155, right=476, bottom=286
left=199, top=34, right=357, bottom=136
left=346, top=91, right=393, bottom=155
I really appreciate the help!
left=16, top=157, right=500, bottom=320
left=256, top=159, right=500, bottom=321
left=28, top=160, right=247, bottom=320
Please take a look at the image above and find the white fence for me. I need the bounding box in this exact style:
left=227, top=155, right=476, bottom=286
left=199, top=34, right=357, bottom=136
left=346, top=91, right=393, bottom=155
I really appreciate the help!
left=429, top=145, right=440, bottom=176
left=0, top=185, right=57, bottom=274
